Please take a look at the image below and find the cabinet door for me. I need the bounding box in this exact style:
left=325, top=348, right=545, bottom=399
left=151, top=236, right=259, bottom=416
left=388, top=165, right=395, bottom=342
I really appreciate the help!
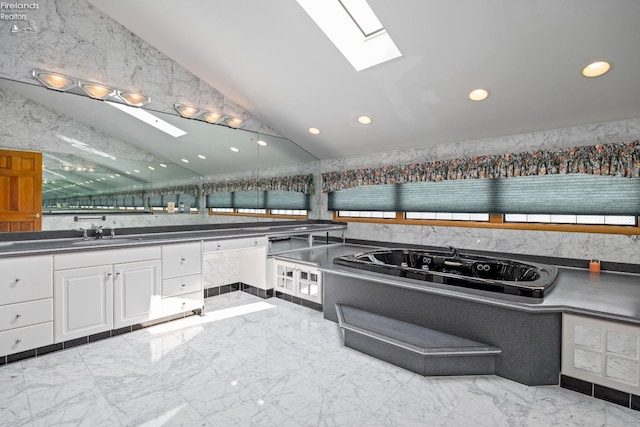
left=54, top=265, right=113, bottom=343
left=113, top=260, right=161, bottom=329
left=297, top=267, right=321, bottom=303
left=274, top=261, right=296, bottom=294
left=239, top=246, right=267, bottom=289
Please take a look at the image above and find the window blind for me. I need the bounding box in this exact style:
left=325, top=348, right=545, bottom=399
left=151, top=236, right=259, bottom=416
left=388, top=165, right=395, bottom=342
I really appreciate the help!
left=328, top=175, right=640, bottom=215
left=206, top=191, right=310, bottom=210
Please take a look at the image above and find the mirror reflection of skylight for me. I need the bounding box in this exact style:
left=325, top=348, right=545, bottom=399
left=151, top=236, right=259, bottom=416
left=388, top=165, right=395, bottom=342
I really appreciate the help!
left=297, top=0, right=402, bottom=71
left=105, top=101, right=187, bottom=138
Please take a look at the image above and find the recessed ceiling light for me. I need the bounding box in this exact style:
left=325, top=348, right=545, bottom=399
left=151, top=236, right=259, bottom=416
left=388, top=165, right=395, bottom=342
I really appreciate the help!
left=198, top=154, right=206, bottom=159
left=133, top=169, right=140, bottom=173
left=230, top=147, right=240, bottom=153
left=357, top=115, right=372, bottom=125
left=181, top=158, right=189, bottom=163
left=125, top=171, right=131, bottom=174
left=148, top=166, right=155, bottom=170
left=308, top=127, right=321, bottom=135
left=468, top=88, right=489, bottom=101
left=257, top=140, right=267, bottom=146
left=582, top=61, right=611, bottom=78
left=159, top=164, right=167, bottom=168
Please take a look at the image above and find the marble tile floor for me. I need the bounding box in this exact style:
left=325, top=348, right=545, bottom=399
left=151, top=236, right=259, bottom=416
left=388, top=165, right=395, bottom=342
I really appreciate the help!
left=2, top=292, right=640, bottom=427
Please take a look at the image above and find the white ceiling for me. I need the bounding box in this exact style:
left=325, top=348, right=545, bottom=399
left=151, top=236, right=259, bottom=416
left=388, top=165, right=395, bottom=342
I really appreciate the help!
left=89, top=0, right=640, bottom=160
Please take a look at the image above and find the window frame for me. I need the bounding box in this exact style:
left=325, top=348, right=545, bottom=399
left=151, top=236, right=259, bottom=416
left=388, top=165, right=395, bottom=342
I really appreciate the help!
left=209, top=208, right=309, bottom=220
left=333, top=211, right=640, bottom=235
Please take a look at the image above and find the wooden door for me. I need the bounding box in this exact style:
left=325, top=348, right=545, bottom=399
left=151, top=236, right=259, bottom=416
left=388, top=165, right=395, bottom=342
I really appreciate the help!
left=0, top=149, right=42, bottom=232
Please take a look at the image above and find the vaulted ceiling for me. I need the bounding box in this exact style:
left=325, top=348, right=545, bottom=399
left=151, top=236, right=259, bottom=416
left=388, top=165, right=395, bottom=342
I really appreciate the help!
left=89, top=0, right=640, bottom=160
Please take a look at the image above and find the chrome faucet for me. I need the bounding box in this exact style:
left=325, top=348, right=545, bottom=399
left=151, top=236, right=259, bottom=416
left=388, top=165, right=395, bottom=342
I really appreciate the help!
left=448, top=246, right=459, bottom=260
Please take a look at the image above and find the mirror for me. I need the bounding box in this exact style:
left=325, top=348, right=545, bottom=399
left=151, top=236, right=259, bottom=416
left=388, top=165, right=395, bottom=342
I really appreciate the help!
left=0, top=77, right=319, bottom=223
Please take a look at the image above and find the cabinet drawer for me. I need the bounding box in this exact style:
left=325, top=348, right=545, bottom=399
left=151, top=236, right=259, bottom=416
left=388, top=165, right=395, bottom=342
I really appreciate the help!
left=54, top=246, right=161, bottom=270
left=161, top=291, right=202, bottom=316
left=0, top=322, right=53, bottom=357
left=162, top=242, right=202, bottom=278
left=162, top=274, right=202, bottom=297
left=203, top=236, right=266, bottom=252
left=0, top=299, right=53, bottom=332
left=0, top=255, right=53, bottom=305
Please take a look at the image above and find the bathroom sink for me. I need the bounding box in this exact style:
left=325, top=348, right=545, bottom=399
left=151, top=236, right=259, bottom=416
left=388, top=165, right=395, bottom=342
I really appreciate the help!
left=71, top=237, right=142, bottom=245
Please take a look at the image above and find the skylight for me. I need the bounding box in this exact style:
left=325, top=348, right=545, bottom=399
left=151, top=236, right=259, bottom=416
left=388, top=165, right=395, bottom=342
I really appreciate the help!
left=105, top=101, right=187, bottom=138
left=297, top=0, right=402, bottom=71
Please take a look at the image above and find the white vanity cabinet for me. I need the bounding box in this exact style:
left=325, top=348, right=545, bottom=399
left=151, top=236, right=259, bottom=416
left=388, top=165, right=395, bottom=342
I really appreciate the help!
left=113, top=259, right=162, bottom=328
left=53, top=246, right=162, bottom=342
left=271, top=258, right=322, bottom=304
left=161, top=242, right=203, bottom=316
left=203, top=237, right=267, bottom=290
left=0, top=255, right=54, bottom=357
left=562, top=313, right=640, bottom=395
left=54, top=264, right=114, bottom=342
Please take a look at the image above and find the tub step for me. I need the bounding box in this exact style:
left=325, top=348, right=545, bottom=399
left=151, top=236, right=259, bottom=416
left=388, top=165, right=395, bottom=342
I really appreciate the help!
left=335, top=304, right=501, bottom=376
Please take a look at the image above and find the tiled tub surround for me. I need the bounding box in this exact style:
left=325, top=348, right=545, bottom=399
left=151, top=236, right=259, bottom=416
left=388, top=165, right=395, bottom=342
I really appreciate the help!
left=3, top=291, right=640, bottom=426
left=323, top=269, right=562, bottom=386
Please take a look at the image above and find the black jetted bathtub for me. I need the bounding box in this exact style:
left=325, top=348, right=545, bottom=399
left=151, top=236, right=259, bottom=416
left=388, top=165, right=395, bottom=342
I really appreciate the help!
left=333, top=248, right=559, bottom=298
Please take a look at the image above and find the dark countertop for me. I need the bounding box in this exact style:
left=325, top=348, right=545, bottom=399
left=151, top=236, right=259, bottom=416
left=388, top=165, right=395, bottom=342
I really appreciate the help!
left=0, top=222, right=347, bottom=258
left=273, top=244, right=640, bottom=326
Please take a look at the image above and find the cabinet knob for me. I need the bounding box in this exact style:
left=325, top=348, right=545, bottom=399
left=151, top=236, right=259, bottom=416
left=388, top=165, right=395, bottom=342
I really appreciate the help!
left=107, top=273, right=113, bottom=277
left=181, top=257, right=186, bottom=263
left=15, top=314, right=22, bottom=319
left=15, top=339, right=21, bottom=344
left=116, top=272, right=121, bottom=277
left=15, top=278, right=21, bottom=283
left=181, top=283, right=186, bottom=288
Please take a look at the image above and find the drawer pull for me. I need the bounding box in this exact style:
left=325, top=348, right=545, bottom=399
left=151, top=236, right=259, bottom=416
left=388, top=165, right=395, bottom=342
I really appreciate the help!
left=181, top=257, right=186, bottom=263
left=107, top=273, right=113, bottom=278
left=15, top=339, right=21, bottom=345
left=15, top=278, right=21, bottom=283
left=181, top=283, right=187, bottom=288
left=116, top=272, right=121, bottom=277
left=15, top=314, right=22, bottom=319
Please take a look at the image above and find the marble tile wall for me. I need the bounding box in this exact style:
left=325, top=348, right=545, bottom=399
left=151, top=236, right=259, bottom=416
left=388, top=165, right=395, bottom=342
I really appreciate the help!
left=320, top=118, right=640, bottom=264
left=1, top=86, right=161, bottom=160
left=0, top=0, right=278, bottom=135
left=42, top=212, right=286, bottom=231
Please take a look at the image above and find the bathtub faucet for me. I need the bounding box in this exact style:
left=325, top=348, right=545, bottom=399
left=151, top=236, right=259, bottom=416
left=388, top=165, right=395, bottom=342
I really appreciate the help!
left=448, top=246, right=459, bottom=260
